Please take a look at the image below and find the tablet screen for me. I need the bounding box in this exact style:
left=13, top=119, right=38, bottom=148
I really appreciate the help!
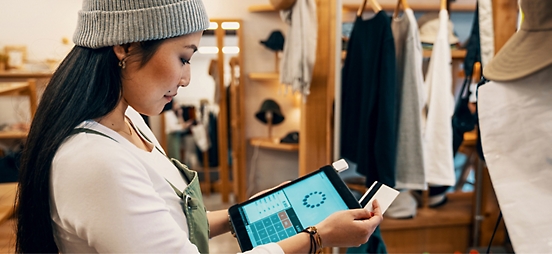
left=229, top=165, right=360, bottom=251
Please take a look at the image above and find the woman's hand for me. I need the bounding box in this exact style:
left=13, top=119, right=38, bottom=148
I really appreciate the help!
left=315, top=199, right=383, bottom=247
left=276, top=200, right=383, bottom=253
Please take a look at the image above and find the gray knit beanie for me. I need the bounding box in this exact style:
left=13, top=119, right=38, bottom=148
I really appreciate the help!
left=73, top=0, right=210, bottom=49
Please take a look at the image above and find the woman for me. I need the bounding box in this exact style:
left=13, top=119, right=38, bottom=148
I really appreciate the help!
left=15, top=0, right=383, bottom=253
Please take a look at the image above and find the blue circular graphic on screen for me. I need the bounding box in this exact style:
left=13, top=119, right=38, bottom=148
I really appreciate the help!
left=302, top=191, right=327, bottom=208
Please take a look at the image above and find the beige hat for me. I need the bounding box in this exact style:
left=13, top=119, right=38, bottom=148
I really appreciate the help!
left=484, top=0, right=552, bottom=81
left=73, top=0, right=210, bottom=49
left=418, top=12, right=459, bottom=45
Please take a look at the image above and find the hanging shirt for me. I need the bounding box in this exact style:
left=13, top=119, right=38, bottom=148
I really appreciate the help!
left=391, top=8, right=427, bottom=190
left=478, top=0, right=495, bottom=67
left=279, top=0, right=317, bottom=98
left=422, top=9, right=455, bottom=187
left=340, top=11, right=398, bottom=188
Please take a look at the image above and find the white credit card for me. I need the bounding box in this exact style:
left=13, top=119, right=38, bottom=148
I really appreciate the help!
left=359, top=181, right=400, bottom=214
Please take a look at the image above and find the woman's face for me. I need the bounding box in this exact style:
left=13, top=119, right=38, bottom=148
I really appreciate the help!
left=121, top=31, right=203, bottom=116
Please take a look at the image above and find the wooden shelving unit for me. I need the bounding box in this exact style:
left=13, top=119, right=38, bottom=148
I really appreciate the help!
left=0, top=81, right=37, bottom=140
left=249, top=137, right=299, bottom=151
left=343, top=49, right=467, bottom=61
left=0, top=130, right=27, bottom=139
left=343, top=2, right=476, bottom=12
left=0, top=70, right=52, bottom=79
left=380, top=192, right=474, bottom=253
left=247, top=5, right=276, bottom=13
left=423, top=48, right=467, bottom=59
left=248, top=72, right=279, bottom=81
left=249, top=2, right=476, bottom=13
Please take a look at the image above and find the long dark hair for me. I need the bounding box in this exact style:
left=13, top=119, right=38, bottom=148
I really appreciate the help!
left=15, top=40, right=162, bottom=253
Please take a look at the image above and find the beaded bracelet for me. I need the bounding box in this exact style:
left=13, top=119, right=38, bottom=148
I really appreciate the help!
left=301, top=226, right=323, bottom=254
left=228, top=215, right=237, bottom=238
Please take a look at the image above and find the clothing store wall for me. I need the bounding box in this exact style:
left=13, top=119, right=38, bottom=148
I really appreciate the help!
left=0, top=0, right=300, bottom=196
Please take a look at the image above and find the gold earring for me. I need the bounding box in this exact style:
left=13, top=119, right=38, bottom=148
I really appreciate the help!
left=118, top=58, right=127, bottom=69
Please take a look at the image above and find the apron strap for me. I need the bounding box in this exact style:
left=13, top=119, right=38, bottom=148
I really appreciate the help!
left=70, top=126, right=189, bottom=195
left=134, top=127, right=193, bottom=184
left=71, top=128, right=117, bottom=142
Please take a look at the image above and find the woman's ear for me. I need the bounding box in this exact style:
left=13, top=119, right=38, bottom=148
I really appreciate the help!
left=113, top=45, right=127, bottom=61
left=113, top=44, right=133, bottom=61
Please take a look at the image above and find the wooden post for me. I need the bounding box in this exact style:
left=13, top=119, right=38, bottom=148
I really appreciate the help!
left=299, top=0, right=337, bottom=176
left=266, top=111, right=273, bottom=140
left=214, top=20, right=230, bottom=202
left=27, top=79, right=37, bottom=119
left=274, top=51, right=280, bottom=73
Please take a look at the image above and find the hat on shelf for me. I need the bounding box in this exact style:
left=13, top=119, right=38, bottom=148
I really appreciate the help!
left=418, top=12, right=459, bottom=45
left=484, top=0, right=552, bottom=81
left=73, top=0, right=210, bottom=49
left=255, top=99, right=285, bottom=125
left=260, top=30, right=285, bottom=52
left=280, top=131, right=299, bottom=144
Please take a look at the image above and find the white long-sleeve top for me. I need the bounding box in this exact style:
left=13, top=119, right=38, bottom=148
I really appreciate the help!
left=50, top=107, right=283, bottom=253
left=422, top=9, right=455, bottom=187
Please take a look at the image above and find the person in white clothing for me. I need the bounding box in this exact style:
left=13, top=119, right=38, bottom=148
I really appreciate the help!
left=15, top=0, right=383, bottom=253
left=164, top=100, right=195, bottom=162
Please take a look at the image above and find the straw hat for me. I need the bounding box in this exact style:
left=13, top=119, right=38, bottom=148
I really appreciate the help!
left=484, top=0, right=552, bottom=81
left=418, top=12, right=459, bottom=45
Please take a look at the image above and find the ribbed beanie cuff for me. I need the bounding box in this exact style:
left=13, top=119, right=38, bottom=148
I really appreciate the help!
left=73, top=0, right=210, bottom=49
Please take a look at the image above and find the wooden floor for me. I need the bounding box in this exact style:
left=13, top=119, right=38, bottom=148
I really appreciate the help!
left=0, top=218, right=15, bottom=253
left=381, top=191, right=474, bottom=253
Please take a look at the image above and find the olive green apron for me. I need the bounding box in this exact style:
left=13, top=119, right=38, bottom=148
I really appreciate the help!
left=71, top=128, right=210, bottom=253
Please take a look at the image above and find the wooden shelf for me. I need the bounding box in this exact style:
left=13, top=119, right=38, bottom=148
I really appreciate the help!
left=0, top=130, right=27, bottom=139
left=249, top=137, right=298, bottom=151
left=423, top=48, right=467, bottom=59
left=380, top=192, right=473, bottom=253
left=0, top=82, right=31, bottom=95
left=248, top=5, right=276, bottom=12
left=343, top=2, right=476, bottom=13
left=0, top=81, right=37, bottom=140
left=249, top=2, right=476, bottom=13
left=0, top=70, right=53, bottom=79
left=342, top=49, right=467, bottom=60
left=341, top=49, right=467, bottom=60
left=248, top=72, right=279, bottom=81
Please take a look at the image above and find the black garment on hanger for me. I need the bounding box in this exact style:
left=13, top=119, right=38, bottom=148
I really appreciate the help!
left=340, top=11, right=398, bottom=188
left=452, top=2, right=481, bottom=155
